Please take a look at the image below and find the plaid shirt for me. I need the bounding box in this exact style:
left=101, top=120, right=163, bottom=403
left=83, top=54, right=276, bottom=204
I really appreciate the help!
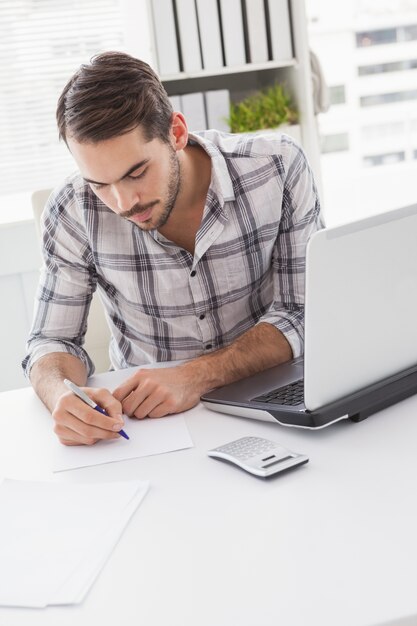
left=23, top=130, right=323, bottom=377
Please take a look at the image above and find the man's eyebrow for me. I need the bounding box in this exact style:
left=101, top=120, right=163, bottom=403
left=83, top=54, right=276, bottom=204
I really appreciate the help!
left=83, top=159, right=150, bottom=186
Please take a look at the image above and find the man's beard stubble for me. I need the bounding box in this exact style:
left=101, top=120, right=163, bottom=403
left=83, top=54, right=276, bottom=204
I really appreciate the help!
left=124, top=148, right=181, bottom=231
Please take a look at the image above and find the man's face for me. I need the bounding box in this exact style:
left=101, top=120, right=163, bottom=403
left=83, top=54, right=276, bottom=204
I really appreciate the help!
left=67, top=126, right=181, bottom=231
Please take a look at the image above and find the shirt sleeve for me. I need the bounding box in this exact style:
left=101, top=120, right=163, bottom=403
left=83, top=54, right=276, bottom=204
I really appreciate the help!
left=256, top=138, right=324, bottom=358
left=22, top=185, right=97, bottom=378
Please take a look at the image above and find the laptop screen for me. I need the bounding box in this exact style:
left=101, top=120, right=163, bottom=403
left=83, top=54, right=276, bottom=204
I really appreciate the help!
left=303, top=204, right=417, bottom=411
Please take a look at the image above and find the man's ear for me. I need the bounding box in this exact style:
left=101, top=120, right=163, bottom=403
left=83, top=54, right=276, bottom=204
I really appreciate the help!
left=170, top=112, right=188, bottom=151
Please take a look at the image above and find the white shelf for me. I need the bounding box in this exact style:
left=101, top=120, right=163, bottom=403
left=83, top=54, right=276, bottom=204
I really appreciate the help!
left=160, top=59, right=297, bottom=83
left=145, top=0, right=322, bottom=188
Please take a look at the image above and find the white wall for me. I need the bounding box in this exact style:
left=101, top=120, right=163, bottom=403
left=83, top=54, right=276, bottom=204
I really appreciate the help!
left=0, top=220, right=41, bottom=391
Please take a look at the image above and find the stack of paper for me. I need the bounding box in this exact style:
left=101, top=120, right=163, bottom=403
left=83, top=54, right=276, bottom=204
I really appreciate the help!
left=0, top=477, right=149, bottom=607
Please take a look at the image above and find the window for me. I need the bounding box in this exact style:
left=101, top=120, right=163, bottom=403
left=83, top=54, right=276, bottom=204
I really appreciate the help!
left=0, top=0, right=125, bottom=204
left=329, top=85, right=346, bottom=105
left=356, top=23, right=417, bottom=47
left=321, top=133, right=349, bottom=154
left=358, top=58, right=417, bottom=76
left=356, top=27, right=397, bottom=47
left=360, top=89, right=417, bottom=107
left=363, top=151, right=405, bottom=167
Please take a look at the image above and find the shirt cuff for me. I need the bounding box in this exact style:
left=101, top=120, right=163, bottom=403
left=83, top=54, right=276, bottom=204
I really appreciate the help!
left=256, top=309, right=304, bottom=359
left=22, top=341, right=95, bottom=380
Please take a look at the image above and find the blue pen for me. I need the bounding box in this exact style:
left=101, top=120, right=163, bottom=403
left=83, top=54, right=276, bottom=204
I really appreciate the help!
left=64, top=379, right=129, bottom=440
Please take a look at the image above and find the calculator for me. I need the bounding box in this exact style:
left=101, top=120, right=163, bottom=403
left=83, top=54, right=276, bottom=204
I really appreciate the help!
left=208, top=436, right=309, bottom=477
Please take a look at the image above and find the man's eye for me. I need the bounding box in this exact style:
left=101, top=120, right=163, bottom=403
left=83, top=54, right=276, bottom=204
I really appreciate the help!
left=129, top=168, right=147, bottom=180
left=90, top=183, right=104, bottom=191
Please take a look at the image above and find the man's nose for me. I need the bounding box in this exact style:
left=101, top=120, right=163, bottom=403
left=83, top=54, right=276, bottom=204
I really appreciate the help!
left=112, top=184, right=139, bottom=213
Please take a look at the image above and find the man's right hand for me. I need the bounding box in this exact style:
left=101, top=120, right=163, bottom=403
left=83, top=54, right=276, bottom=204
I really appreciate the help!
left=52, top=387, right=125, bottom=446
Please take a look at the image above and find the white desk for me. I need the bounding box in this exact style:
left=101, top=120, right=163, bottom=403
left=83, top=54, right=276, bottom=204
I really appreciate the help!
left=1, top=371, right=417, bottom=626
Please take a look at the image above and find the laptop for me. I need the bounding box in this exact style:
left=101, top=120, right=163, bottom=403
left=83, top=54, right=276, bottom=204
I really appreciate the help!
left=201, top=204, right=417, bottom=429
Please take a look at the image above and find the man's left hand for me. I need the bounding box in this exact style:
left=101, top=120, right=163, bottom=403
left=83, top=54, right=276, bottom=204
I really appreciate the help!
left=112, top=364, right=203, bottom=419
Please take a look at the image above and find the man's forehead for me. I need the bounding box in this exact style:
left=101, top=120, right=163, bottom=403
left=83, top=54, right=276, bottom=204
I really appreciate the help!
left=67, top=129, right=156, bottom=184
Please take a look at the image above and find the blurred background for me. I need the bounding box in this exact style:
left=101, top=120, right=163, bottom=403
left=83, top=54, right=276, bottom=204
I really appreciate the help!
left=1, top=0, right=416, bottom=391
left=307, top=0, right=417, bottom=222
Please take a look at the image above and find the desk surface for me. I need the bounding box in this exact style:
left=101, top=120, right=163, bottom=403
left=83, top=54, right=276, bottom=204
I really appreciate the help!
left=0, top=370, right=417, bottom=626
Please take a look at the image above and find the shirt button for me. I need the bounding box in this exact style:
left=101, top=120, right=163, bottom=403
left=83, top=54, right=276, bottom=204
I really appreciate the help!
left=199, top=314, right=205, bottom=320
left=205, top=344, right=212, bottom=350
left=190, top=270, right=196, bottom=277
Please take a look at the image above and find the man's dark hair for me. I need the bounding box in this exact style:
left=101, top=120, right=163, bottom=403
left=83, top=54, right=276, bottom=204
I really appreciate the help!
left=56, top=51, right=173, bottom=144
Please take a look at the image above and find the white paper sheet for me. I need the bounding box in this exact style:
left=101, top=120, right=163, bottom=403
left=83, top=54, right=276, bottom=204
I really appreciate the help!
left=52, top=413, right=193, bottom=472
left=0, top=478, right=149, bottom=608
left=50, top=363, right=193, bottom=472
left=51, top=480, right=149, bottom=605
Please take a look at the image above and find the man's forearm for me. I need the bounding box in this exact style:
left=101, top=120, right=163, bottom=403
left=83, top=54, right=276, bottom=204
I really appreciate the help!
left=182, top=322, right=293, bottom=394
left=29, top=353, right=88, bottom=413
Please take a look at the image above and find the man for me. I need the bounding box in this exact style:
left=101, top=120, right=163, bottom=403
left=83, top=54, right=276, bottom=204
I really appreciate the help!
left=23, top=51, right=323, bottom=446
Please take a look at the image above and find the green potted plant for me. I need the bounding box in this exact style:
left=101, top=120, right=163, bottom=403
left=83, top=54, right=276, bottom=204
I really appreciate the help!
left=227, top=83, right=300, bottom=141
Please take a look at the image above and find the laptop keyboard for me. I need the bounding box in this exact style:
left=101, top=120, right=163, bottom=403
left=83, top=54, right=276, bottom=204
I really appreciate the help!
left=251, top=379, right=304, bottom=406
